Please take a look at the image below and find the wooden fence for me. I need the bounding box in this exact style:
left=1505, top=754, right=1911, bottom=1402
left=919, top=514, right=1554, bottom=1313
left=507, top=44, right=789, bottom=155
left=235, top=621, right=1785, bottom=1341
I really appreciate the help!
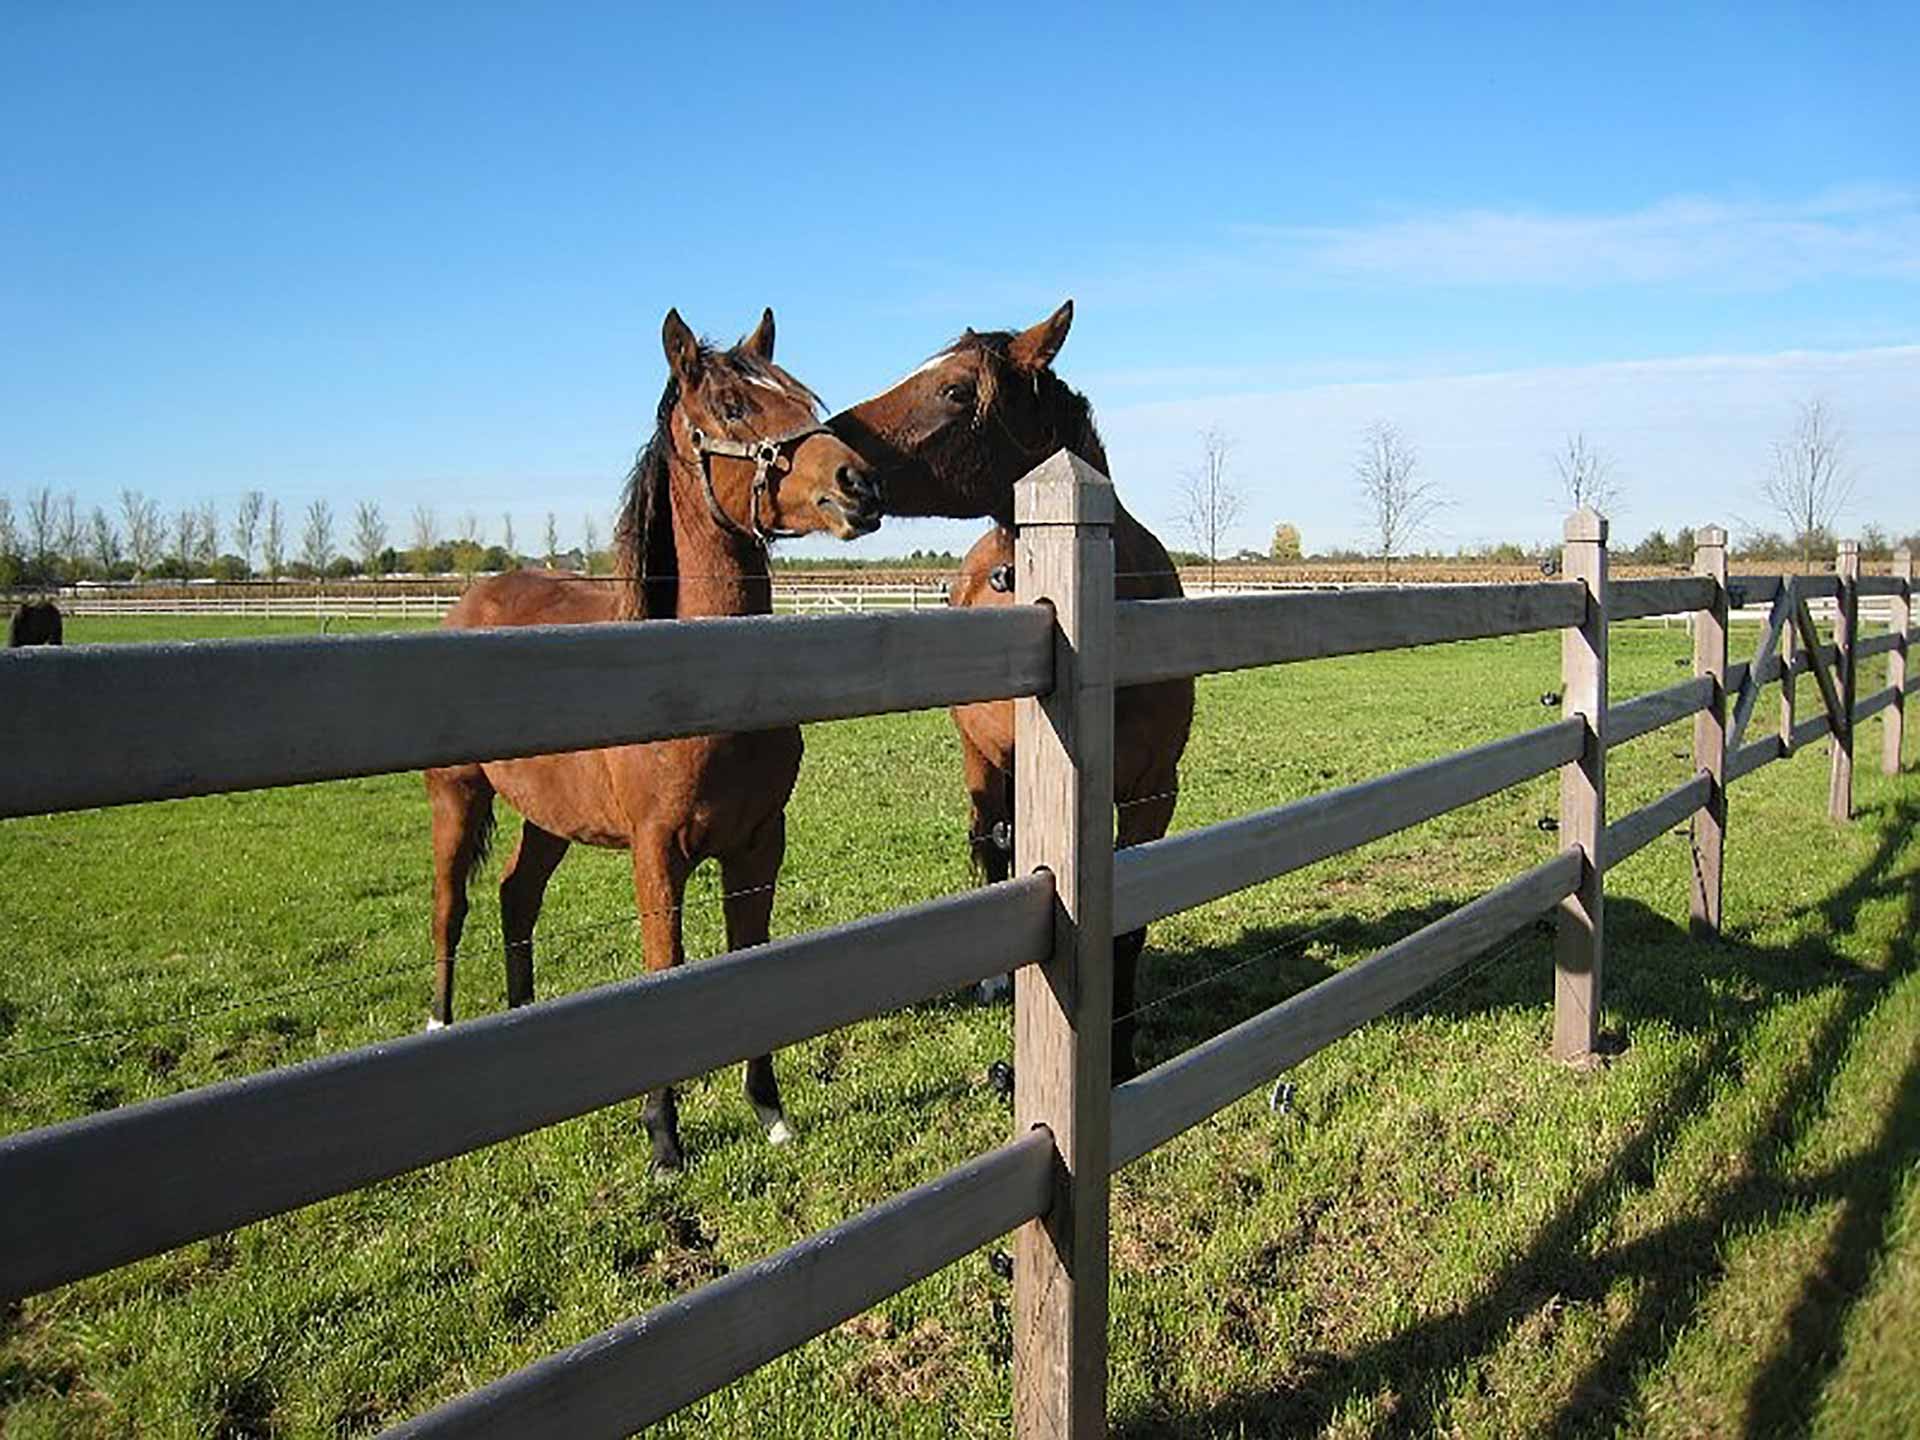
left=40, top=580, right=955, bottom=619
left=0, top=453, right=1911, bottom=1437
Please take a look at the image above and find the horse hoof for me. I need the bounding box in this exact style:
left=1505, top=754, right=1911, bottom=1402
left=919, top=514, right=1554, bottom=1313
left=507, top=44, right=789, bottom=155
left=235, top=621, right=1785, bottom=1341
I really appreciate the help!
left=976, top=974, right=1012, bottom=1005
left=424, top=1016, right=449, bottom=1032
left=765, top=1118, right=796, bottom=1147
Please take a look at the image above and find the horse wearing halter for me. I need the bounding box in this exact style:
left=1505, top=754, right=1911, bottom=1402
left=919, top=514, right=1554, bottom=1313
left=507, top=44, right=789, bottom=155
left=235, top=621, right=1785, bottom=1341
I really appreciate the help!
left=683, top=416, right=836, bottom=548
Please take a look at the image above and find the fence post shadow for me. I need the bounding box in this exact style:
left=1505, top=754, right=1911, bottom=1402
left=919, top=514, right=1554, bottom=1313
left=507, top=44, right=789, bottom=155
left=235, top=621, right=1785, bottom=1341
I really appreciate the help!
left=1108, top=835, right=1920, bottom=1440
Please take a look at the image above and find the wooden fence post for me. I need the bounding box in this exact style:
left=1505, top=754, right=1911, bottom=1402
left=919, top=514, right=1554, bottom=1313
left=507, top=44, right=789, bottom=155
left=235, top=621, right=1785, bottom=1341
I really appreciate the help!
left=1884, top=546, right=1909, bottom=774
left=1553, top=508, right=1607, bottom=1064
left=1690, top=526, right=1728, bottom=937
left=1831, top=539, right=1859, bottom=820
left=1012, top=451, right=1115, bottom=1440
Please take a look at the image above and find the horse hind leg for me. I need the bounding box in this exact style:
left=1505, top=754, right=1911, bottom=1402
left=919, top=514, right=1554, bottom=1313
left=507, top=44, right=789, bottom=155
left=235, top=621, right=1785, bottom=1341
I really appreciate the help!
left=425, top=764, right=496, bottom=1029
left=963, top=746, right=1014, bottom=1004
left=499, top=820, right=569, bottom=1009
left=722, top=817, right=794, bottom=1145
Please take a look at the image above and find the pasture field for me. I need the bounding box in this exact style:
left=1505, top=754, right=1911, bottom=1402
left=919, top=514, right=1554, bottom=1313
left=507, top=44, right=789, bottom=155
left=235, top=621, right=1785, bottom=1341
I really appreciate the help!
left=3, top=613, right=1918, bottom=1438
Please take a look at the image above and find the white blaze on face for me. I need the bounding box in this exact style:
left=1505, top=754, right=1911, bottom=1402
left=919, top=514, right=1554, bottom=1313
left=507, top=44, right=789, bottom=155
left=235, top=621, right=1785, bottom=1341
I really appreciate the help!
left=852, top=348, right=955, bottom=407
left=742, top=368, right=823, bottom=419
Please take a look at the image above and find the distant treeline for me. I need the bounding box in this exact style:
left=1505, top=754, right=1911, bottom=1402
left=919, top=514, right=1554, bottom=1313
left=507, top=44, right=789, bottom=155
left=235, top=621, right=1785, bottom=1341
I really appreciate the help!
left=4, top=482, right=1913, bottom=590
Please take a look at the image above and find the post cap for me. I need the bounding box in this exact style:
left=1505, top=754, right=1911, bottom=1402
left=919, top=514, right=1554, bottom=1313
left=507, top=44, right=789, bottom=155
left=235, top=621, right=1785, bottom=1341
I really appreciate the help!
left=1838, top=538, right=1859, bottom=554
left=1564, top=507, right=1608, bottom=543
left=1014, top=449, right=1116, bottom=526
left=1697, top=525, right=1727, bottom=548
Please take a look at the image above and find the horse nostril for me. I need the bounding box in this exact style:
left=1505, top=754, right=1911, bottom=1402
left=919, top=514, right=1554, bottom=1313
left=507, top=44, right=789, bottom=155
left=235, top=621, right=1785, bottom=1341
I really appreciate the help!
left=839, top=464, right=881, bottom=505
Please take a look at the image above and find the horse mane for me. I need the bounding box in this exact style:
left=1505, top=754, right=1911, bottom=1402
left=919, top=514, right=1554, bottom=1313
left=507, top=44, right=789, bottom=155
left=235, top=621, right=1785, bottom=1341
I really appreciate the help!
left=613, top=374, right=688, bottom=621
left=948, top=329, right=1110, bottom=476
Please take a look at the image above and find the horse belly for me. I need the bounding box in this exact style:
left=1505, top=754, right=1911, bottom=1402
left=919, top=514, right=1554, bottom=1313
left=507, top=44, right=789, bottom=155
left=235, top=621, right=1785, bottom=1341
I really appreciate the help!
left=617, top=729, right=804, bottom=857
left=486, top=752, right=631, bottom=848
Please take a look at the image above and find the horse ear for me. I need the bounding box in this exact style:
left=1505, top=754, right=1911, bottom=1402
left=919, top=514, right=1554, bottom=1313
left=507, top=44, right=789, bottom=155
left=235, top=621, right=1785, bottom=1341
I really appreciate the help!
left=743, top=307, right=776, bottom=362
left=1008, top=300, right=1073, bottom=372
left=662, top=308, right=703, bottom=388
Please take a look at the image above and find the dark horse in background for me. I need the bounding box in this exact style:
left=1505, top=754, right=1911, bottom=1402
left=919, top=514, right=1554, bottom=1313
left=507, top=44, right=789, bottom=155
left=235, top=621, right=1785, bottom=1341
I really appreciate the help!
left=8, top=601, right=63, bottom=647
left=425, top=308, right=881, bottom=1169
left=832, top=301, right=1194, bottom=1080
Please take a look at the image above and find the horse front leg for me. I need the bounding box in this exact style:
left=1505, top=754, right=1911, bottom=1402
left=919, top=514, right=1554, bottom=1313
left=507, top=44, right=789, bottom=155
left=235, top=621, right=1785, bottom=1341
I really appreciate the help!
left=721, top=815, right=793, bottom=1146
left=632, top=836, right=692, bottom=1171
left=425, top=764, right=494, bottom=1030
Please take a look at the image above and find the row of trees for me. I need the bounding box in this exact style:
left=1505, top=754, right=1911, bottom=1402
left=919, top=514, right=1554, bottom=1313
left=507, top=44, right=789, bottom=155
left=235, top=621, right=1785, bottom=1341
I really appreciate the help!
left=0, top=490, right=610, bottom=587
left=1177, top=398, right=1884, bottom=579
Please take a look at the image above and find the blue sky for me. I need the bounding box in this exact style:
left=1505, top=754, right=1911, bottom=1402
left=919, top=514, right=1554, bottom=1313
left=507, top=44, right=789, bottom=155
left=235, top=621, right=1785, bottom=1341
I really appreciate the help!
left=3, top=2, right=1916, bottom=560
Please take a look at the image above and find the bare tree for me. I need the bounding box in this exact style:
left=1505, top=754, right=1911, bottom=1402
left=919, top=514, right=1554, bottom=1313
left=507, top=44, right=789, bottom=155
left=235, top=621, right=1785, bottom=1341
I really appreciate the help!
left=171, top=503, right=199, bottom=571
left=501, top=512, right=516, bottom=563
left=410, top=504, right=437, bottom=558
left=301, top=499, right=335, bottom=573
left=262, top=499, right=286, bottom=579
left=458, top=510, right=481, bottom=546
left=1354, top=421, right=1446, bottom=580
left=120, top=490, right=164, bottom=576
left=353, top=500, right=388, bottom=575
left=89, top=507, right=121, bottom=573
left=194, top=500, right=220, bottom=569
left=0, top=496, right=17, bottom=557
left=54, top=494, right=84, bottom=578
left=232, top=490, right=264, bottom=572
left=581, top=514, right=601, bottom=575
left=544, top=511, right=559, bottom=569
left=1762, top=398, right=1854, bottom=573
left=1553, top=432, right=1623, bottom=516
left=26, top=487, right=57, bottom=565
left=1176, top=428, right=1245, bottom=590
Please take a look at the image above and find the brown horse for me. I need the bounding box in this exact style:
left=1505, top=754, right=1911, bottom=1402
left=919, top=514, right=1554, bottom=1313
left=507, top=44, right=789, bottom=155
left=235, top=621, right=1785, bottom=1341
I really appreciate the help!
left=831, top=301, right=1194, bottom=1079
left=8, top=601, right=63, bottom=647
left=425, top=307, right=881, bottom=1169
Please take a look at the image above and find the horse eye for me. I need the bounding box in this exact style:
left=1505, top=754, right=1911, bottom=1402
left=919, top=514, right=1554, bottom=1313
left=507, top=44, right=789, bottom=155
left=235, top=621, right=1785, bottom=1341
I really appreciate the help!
left=721, top=395, right=748, bottom=422
left=939, top=383, right=973, bottom=406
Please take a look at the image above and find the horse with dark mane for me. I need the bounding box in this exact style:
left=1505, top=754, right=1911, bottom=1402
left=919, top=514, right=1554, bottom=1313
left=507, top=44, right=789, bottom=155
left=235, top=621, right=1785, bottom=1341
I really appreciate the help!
left=8, top=601, right=63, bottom=647
left=831, top=301, right=1194, bottom=1080
left=425, top=307, right=881, bottom=1169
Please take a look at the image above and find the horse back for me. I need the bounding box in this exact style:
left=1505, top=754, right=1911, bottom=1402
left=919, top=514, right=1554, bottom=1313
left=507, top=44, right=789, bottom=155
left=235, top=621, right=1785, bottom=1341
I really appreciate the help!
left=441, top=570, right=621, bottom=631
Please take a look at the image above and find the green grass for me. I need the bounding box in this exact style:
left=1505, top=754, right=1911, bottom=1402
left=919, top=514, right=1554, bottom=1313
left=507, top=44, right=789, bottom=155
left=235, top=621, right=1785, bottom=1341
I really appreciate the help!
left=2, top=614, right=1917, bottom=1437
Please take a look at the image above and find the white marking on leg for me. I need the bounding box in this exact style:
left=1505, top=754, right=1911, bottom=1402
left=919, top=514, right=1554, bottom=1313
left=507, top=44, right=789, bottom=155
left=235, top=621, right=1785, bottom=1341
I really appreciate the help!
left=424, top=1016, right=448, bottom=1032
left=754, top=1101, right=795, bottom=1145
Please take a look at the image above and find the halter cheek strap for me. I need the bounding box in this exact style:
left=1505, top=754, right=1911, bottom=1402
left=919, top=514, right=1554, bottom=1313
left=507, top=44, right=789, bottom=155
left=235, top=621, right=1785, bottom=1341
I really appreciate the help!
left=684, top=420, right=836, bottom=548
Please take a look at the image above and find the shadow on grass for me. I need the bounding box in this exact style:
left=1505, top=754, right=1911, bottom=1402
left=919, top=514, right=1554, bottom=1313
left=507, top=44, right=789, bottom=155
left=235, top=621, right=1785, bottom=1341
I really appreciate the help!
left=1112, top=801, right=1920, bottom=1439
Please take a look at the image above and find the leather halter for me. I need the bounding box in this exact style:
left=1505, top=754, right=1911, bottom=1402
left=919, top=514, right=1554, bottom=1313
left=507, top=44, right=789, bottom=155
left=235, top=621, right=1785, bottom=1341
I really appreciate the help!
left=684, top=416, right=835, bottom=548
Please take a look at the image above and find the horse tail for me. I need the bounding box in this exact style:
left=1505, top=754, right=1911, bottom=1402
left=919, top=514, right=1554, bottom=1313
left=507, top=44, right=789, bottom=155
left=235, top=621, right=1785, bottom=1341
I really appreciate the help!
left=463, top=800, right=497, bottom=881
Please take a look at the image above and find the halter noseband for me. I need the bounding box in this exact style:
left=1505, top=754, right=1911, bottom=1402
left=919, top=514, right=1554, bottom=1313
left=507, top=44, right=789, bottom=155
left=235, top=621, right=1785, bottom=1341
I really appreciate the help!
left=684, top=418, right=836, bottom=548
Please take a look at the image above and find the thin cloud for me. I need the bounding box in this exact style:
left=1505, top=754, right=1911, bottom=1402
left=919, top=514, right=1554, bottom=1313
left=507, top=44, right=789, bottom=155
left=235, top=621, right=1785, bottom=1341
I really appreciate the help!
left=1245, top=186, right=1920, bottom=289
left=1094, top=343, right=1920, bottom=554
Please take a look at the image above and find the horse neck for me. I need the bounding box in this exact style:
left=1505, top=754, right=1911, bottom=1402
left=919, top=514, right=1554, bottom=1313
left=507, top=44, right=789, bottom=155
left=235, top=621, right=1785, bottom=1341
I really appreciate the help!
left=667, top=455, right=772, bottom=618
left=984, top=388, right=1109, bottom=522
